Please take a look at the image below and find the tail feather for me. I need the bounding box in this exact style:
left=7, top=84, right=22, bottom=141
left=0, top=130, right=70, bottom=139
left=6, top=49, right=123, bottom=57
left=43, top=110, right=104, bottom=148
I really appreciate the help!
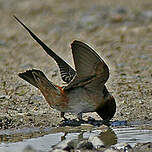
left=19, top=69, right=62, bottom=107
left=18, top=69, right=40, bottom=88
left=18, top=69, right=56, bottom=90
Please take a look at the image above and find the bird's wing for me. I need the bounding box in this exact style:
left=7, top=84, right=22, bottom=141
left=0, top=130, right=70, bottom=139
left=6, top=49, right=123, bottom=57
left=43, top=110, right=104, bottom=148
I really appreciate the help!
left=14, top=16, right=76, bottom=83
left=65, top=40, right=109, bottom=90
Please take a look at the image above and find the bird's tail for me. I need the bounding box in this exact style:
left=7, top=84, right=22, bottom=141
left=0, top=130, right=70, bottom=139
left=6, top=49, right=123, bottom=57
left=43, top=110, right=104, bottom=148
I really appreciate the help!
left=18, top=69, right=60, bottom=94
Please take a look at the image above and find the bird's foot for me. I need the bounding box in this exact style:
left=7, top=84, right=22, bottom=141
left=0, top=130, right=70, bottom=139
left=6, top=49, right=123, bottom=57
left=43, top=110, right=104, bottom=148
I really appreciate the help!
left=61, top=112, right=70, bottom=122
left=102, top=119, right=112, bottom=127
left=77, top=113, right=88, bottom=124
left=60, top=119, right=81, bottom=127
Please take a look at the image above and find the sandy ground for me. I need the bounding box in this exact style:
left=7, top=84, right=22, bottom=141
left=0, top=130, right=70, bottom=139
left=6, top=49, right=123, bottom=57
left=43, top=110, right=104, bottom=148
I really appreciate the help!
left=0, top=0, right=152, bottom=129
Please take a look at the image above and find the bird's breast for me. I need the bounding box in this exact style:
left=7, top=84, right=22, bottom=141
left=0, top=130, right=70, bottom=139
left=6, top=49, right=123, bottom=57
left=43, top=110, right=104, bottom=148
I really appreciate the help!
left=65, top=87, right=104, bottom=114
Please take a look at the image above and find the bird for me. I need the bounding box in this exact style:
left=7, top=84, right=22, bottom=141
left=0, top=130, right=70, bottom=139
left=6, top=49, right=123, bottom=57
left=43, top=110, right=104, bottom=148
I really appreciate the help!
left=14, top=16, right=116, bottom=123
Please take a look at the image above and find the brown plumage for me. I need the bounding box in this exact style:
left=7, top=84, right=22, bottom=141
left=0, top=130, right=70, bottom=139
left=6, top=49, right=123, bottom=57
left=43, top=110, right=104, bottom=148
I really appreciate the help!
left=14, top=16, right=116, bottom=122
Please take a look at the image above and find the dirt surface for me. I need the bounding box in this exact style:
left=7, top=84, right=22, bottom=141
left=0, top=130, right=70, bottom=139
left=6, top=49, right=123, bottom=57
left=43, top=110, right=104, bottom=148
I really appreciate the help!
left=0, top=0, right=152, bottom=130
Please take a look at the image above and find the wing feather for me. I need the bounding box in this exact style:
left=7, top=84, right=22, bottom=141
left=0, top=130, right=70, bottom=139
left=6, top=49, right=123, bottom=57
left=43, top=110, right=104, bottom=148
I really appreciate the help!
left=14, top=16, right=76, bottom=83
left=65, top=40, right=109, bottom=90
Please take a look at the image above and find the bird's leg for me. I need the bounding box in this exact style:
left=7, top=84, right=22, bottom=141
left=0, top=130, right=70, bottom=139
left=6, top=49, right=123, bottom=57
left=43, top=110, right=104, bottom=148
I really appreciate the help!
left=102, top=119, right=111, bottom=127
left=61, top=132, right=68, bottom=141
left=61, top=112, right=68, bottom=121
left=77, top=113, right=86, bottom=123
left=77, top=113, right=82, bottom=120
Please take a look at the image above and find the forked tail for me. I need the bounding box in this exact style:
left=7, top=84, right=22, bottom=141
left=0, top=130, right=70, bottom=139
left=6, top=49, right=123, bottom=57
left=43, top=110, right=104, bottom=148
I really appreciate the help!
left=18, top=69, right=59, bottom=93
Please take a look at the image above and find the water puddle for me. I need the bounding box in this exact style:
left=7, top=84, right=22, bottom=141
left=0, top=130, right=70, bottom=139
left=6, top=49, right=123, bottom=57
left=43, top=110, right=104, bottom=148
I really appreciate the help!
left=0, top=121, right=152, bottom=152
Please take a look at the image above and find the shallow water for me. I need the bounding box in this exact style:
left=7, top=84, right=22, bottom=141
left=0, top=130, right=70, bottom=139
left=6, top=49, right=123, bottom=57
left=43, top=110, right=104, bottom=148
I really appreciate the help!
left=0, top=122, right=152, bottom=152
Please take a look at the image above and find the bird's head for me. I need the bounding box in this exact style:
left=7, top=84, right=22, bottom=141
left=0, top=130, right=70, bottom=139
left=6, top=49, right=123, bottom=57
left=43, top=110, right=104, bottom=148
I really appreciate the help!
left=96, top=94, right=116, bottom=121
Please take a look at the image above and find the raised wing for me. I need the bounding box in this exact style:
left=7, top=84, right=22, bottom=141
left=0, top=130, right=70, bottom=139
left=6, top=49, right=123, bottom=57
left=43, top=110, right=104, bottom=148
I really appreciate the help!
left=65, top=40, right=109, bottom=90
left=14, top=16, right=76, bottom=83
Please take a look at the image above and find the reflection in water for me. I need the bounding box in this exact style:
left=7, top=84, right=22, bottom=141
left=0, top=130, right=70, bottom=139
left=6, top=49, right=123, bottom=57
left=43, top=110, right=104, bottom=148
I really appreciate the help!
left=99, top=128, right=117, bottom=147
left=0, top=125, right=152, bottom=152
left=57, top=128, right=117, bottom=150
left=60, top=127, right=117, bottom=148
left=0, top=126, right=117, bottom=147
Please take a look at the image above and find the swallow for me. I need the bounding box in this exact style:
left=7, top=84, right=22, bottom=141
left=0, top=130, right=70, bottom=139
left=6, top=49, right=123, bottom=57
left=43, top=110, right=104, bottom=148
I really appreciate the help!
left=14, top=16, right=116, bottom=123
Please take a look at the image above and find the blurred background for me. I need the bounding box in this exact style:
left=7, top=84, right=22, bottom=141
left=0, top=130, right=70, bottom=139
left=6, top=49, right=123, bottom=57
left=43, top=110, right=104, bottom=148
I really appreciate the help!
left=0, top=0, right=152, bottom=129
